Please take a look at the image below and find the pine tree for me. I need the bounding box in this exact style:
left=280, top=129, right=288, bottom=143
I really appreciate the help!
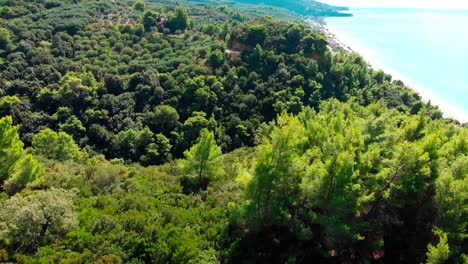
left=245, top=114, right=307, bottom=230
left=32, top=128, right=87, bottom=162
left=0, top=116, right=24, bottom=186
left=3, top=154, right=45, bottom=195
left=426, top=230, right=450, bottom=264
left=183, top=129, right=223, bottom=191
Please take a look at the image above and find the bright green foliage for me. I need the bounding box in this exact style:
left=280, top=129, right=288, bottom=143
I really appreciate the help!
left=0, top=188, right=77, bottom=253
left=233, top=100, right=467, bottom=262
left=299, top=102, right=367, bottom=247
left=0, top=116, right=44, bottom=195
left=3, top=154, right=45, bottom=195
left=32, top=128, right=87, bottom=162
left=0, top=95, right=20, bottom=116
left=245, top=113, right=306, bottom=230
left=40, top=160, right=230, bottom=263
left=182, top=129, right=223, bottom=191
left=426, top=230, right=451, bottom=264
left=0, top=27, right=12, bottom=49
left=0, top=116, right=24, bottom=184
left=434, top=130, right=468, bottom=258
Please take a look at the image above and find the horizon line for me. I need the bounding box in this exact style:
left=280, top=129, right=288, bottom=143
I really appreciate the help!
left=318, top=0, right=468, bottom=10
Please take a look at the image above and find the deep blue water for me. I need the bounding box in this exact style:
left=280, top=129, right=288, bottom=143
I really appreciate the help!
left=326, top=8, right=468, bottom=122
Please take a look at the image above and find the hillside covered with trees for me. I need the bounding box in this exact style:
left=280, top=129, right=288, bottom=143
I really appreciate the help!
left=0, top=0, right=466, bottom=263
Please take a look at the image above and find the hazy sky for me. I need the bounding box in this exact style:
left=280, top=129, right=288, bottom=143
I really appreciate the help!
left=318, top=0, right=468, bottom=9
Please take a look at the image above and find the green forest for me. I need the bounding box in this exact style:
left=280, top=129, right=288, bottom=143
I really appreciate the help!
left=0, top=0, right=466, bottom=263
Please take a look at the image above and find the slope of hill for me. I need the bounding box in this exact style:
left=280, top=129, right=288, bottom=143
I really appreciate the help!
left=0, top=0, right=466, bottom=263
left=168, top=0, right=351, bottom=19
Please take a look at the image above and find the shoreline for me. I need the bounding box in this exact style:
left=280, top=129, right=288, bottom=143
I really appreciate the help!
left=307, top=19, right=352, bottom=53
left=307, top=19, right=467, bottom=123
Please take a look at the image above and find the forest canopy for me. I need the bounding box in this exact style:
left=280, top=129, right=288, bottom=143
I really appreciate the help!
left=0, top=0, right=466, bottom=263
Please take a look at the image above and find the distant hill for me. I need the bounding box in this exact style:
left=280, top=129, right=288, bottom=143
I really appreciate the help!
left=235, top=0, right=350, bottom=17
left=164, top=0, right=350, bottom=19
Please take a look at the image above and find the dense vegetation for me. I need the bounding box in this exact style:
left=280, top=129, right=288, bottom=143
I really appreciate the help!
left=159, top=0, right=349, bottom=19
left=0, top=0, right=466, bottom=263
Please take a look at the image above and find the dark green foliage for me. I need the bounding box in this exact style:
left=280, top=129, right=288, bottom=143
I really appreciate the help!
left=112, top=127, right=154, bottom=163
left=145, top=105, right=180, bottom=134
left=207, top=49, right=225, bottom=68
left=134, top=0, right=146, bottom=12
left=246, top=24, right=268, bottom=46
left=143, top=10, right=160, bottom=31
left=166, top=7, right=190, bottom=33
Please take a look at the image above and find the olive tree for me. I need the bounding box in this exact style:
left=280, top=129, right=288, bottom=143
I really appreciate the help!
left=0, top=188, right=78, bottom=253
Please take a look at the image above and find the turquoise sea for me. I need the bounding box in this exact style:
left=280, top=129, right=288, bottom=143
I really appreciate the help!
left=325, top=8, right=468, bottom=122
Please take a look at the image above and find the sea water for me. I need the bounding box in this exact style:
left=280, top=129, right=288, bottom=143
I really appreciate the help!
left=325, top=8, right=468, bottom=122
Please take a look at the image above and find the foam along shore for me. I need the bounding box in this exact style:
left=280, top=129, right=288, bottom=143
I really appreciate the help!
left=308, top=19, right=468, bottom=123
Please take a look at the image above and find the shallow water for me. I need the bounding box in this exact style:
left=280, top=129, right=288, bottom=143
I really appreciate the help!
left=326, top=8, right=468, bottom=122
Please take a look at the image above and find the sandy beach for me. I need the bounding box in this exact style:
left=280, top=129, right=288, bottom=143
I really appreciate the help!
left=307, top=19, right=467, bottom=123
left=307, top=19, right=352, bottom=53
